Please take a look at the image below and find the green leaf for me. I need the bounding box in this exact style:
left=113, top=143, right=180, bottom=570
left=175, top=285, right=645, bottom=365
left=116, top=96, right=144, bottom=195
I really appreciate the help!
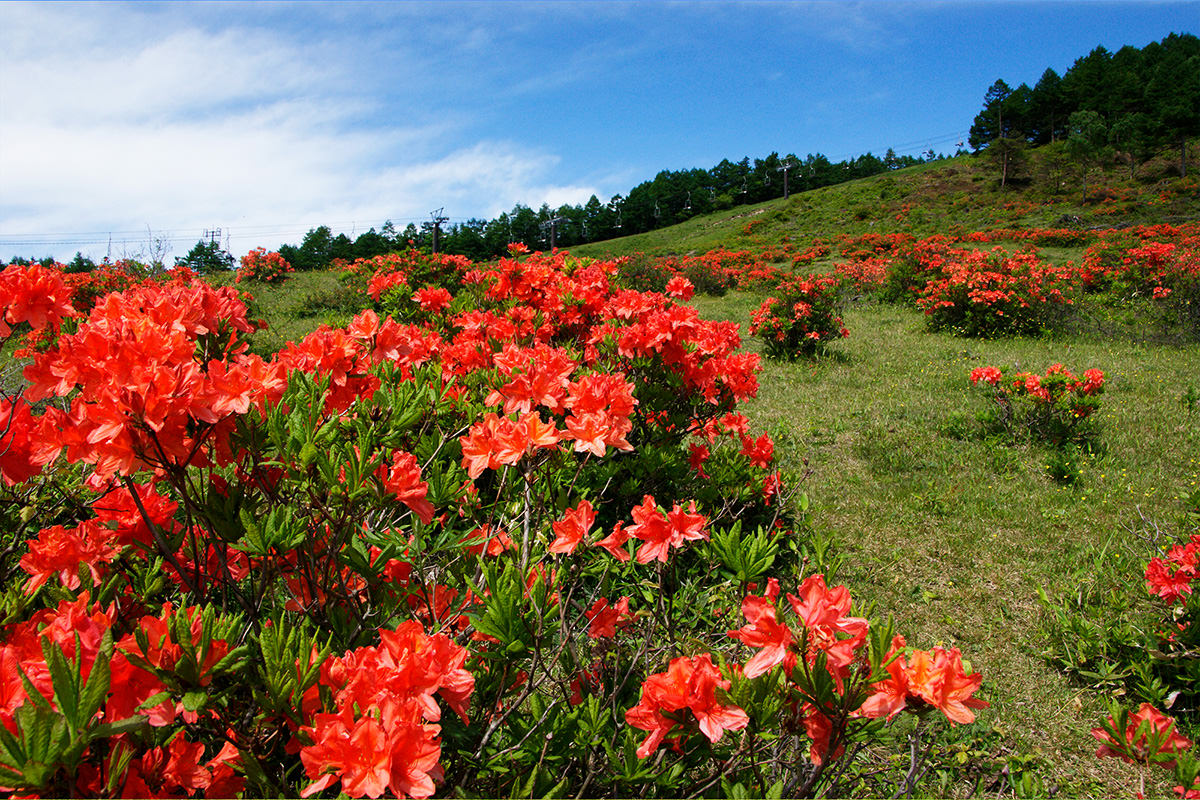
left=181, top=690, right=208, bottom=713
left=78, top=629, right=114, bottom=726
left=91, top=716, right=149, bottom=739
left=39, top=636, right=80, bottom=729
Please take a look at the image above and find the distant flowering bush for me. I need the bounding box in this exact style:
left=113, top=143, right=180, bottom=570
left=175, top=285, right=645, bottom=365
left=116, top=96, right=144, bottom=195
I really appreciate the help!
left=915, top=243, right=1074, bottom=337
left=750, top=275, right=848, bottom=359
left=969, top=363, right=1104, bottom=448
left=236, top=247, right=293, bottom=283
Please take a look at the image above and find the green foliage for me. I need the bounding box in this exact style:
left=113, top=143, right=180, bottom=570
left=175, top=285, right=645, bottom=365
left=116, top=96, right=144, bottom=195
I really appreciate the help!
left=1040, top=500, right=1200, bottom=738
left=613, top=253, right=672, bottom=293
left=294, top=285, right=368, bottom=317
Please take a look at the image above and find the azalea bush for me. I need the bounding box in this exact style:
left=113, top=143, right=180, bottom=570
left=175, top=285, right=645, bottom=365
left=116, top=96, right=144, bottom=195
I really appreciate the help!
left=914, top=244, right=1074, bottom=337
left=235, top=248, right=293, bottom=284
left=749, top=275, right=849, bottom=360
left=0, top=250, right=991, bottom=798
left=969, top=363, right=1104, bottom=451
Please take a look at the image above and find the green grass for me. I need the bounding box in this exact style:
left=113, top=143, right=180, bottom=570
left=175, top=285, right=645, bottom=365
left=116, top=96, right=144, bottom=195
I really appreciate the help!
left=692, top=293, right=1200, bottom=795
left=230, top=270, right=369, bottom=355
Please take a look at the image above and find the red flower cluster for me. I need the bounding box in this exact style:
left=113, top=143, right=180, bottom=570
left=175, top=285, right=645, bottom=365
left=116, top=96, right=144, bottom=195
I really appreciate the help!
left=729, top=576, right=869, bottom=689
left=625, top=653, right=748, bottom=758
left=626, top=494, right=709, bottom=564
left=859, top=635, right=989, bottom=724
left=0, top=262, right=77, bottom=338
left=1145, top=534, right=1200, bottom=604
left=300, top=621, right=474, bottom=799
left=728, top=575, right=989, bottom=751
left=236, top=247, right=293, bottom=283
left=21, top=280, right=273, bottom=482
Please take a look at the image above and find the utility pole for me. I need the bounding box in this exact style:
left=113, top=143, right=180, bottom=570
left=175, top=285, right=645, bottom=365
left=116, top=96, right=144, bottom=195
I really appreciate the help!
left=428, top=208, right=448, bottom=254
left=540, top=214, right=566, bottom=250
left=777, top=160, right=797, bottom=199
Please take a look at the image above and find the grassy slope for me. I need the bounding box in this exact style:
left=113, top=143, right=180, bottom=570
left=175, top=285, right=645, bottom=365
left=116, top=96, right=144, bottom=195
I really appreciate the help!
left=571, top=149, right=1198, bottom=260
left=569, top=148, right=1200, bottom=794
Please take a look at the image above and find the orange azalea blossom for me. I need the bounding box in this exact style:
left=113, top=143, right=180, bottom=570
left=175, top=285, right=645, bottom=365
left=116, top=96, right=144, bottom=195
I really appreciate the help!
left=625, top=653, right=748, bottom=758
left=901, top=646, right=989, bottom=725
left=1093, top=703, right=1192, bottom=768
left=664, top=274, right=695, bottom=300
left=787, top=574, right=869, bottom=690
left=0, top=262, right=77, bottom=337
left=382, top=450, right=436, bottom=524
left=20, top=281, right=278, bottom=481
left=301, top=620, right=473, bottom=799
left=687, top=442, right=710, bottom=478
left=1145, top=534, right=1199, bottom=604
left=858, top=635, right=910, bottom=721
left=117, top=733, right=243, bottom=798
left=584, top=596, right=633, bottom=639
left=462, top=526, right=514, bottom=557
left=548, top=498, right=595, bottom=555
left=739, top=432, right=774, bottom=468
left=728, top=578, right=794, bottom=678
left=485, top=343, right=577, bottom=415
left=459, top=412, right=560, bottom=479
left=802, top=704, right=845, bottom=765
left=19, top=520, right=121, bottom=594
left=0, top=397, right=54, bottom=485
left=969, top=366, right=1002, bottom=386
left=593, top=521, right=631, bottom=562
left=626, top=494, right=709, bottom=564
left=413, top=286, right=453, bottom=312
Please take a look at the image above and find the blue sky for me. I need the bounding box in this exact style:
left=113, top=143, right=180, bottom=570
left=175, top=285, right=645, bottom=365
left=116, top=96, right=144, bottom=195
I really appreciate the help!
left=1, top=1, right=1195, bottom=261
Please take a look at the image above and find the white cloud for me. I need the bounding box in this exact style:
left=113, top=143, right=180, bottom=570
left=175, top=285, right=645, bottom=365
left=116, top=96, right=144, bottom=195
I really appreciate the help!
left=0, top=2, right=600, bottom=260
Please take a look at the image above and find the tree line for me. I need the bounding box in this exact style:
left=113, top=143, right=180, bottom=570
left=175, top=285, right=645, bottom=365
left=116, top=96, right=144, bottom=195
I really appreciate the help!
left=264, top=148, right=942, bottom=269
left=969, top=32, right=1200, bottom=181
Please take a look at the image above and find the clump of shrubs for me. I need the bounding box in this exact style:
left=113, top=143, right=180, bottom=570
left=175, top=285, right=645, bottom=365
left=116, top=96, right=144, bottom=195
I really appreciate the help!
left=235, top=247, right=293, bottom=283
left=750, top=274, right=848, bottom=359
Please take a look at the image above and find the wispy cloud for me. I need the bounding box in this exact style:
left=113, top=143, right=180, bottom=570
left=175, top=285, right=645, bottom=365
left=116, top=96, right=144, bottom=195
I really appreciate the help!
left=0, top=2, right=600, bottom=259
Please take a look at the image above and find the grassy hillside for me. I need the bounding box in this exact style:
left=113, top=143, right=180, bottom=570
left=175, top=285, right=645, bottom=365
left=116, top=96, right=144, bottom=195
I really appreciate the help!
left=3, top=138, right=1198, bottom=797
left=572, top=145, right=1199, bottom=260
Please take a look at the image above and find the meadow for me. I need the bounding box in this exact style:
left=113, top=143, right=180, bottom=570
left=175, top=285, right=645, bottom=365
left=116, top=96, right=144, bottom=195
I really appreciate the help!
left=0, top=151, right=1198, bottom=798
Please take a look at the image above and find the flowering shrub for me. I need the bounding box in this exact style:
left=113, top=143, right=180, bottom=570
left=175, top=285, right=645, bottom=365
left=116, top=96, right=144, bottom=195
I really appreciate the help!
left=916, top=244, right=1074, bottom=337
left=0, top=249, right=989, bottom=798
left=236, top=247, right=293, bottom=284
left=1093, top=703, right=1199, bottom=799
left=834, top=255, right=892, bottom=295
left=612, top=253, right=672, bottom=293
left=969, top=363, right=1104, bottom=450
left=750, top=275, right=848, bottom=359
